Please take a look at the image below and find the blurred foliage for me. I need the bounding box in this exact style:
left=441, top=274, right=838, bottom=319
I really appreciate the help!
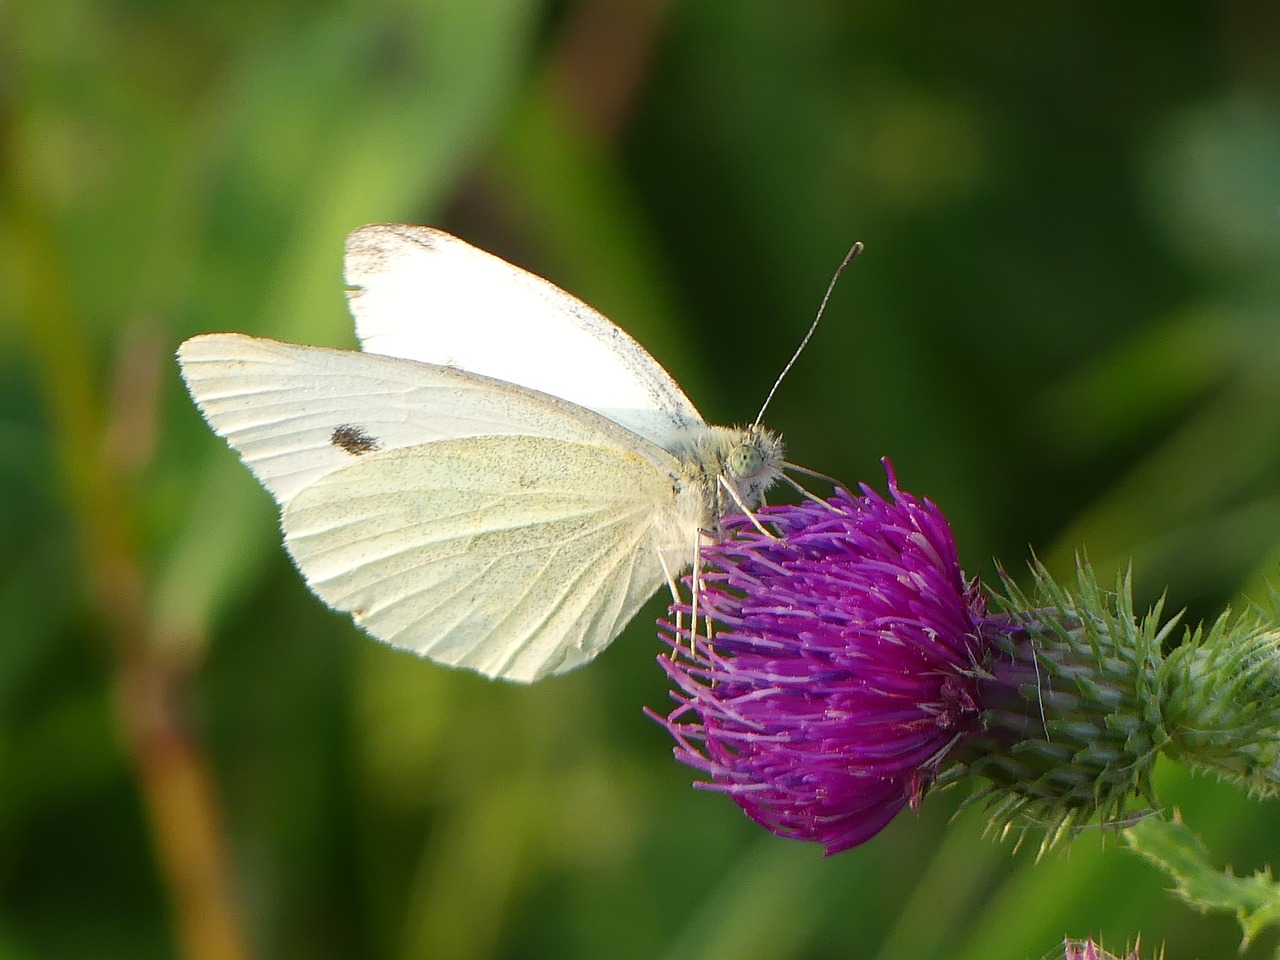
left=2, top=0, right=1279, bottom=958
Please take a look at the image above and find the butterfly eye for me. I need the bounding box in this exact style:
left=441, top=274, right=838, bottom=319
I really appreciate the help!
left=728, top=441, right=765, bottom=479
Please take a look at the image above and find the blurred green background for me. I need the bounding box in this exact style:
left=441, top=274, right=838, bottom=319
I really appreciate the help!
left=3, top=1, right=1280, bottom=958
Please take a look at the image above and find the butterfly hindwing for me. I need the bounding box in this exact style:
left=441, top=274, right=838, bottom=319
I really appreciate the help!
left=281, top=435, right=676, bottom=682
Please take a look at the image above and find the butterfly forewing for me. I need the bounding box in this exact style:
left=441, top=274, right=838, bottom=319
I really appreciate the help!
left=344, top=224, right=706, bottom=449
left=178, top=332, right=675, bottom=508
left=281, top=436, right=674, bottom=681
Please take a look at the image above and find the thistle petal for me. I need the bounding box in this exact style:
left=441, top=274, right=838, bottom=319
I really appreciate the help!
left=651, top=464, right=988, bottom=854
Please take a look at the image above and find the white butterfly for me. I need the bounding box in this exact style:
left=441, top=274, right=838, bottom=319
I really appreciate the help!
left=178, top=224, right=789, bottom=682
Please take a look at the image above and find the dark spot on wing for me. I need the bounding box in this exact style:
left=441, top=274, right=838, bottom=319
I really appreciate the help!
left=331, top=424, right=381, bottom=456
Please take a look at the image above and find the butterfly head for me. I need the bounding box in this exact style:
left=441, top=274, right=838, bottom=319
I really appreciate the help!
left=668, top=425, right=785, bottom=535
left=724, top=426, right=785, bottom=510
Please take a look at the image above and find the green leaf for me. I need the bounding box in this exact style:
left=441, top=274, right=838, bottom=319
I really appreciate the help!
left=1125, top=814, right=1280, bottom=953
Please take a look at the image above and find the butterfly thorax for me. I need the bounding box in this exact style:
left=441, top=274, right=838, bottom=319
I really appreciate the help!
left=664, top=424, right=785, bottom=547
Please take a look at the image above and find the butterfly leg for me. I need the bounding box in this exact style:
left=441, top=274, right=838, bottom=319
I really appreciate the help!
left=656, top=548, right=686, bottom=651
left=717, top=475, right=778, bottom=540
left=687, top=528, right=718, bottom=661
left=779, top=467, right=841, bottom=510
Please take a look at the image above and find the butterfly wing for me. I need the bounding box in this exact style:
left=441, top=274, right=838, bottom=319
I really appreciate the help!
left=281, top=436, right=675, bottom=682
left=344, top=224, right=705, bottom=449
left=177, top=332, right=676, bottom=508
left=178, top=332, right=692, bottom=680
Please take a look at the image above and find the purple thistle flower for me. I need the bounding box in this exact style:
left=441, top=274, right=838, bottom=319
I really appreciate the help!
left=1063, top=937, right=1142, bottom=960
left=652, top=462, right=989, bottom=854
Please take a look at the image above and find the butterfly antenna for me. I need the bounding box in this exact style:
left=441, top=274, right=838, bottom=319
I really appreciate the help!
left=754, top=240, right=864, bottom=427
